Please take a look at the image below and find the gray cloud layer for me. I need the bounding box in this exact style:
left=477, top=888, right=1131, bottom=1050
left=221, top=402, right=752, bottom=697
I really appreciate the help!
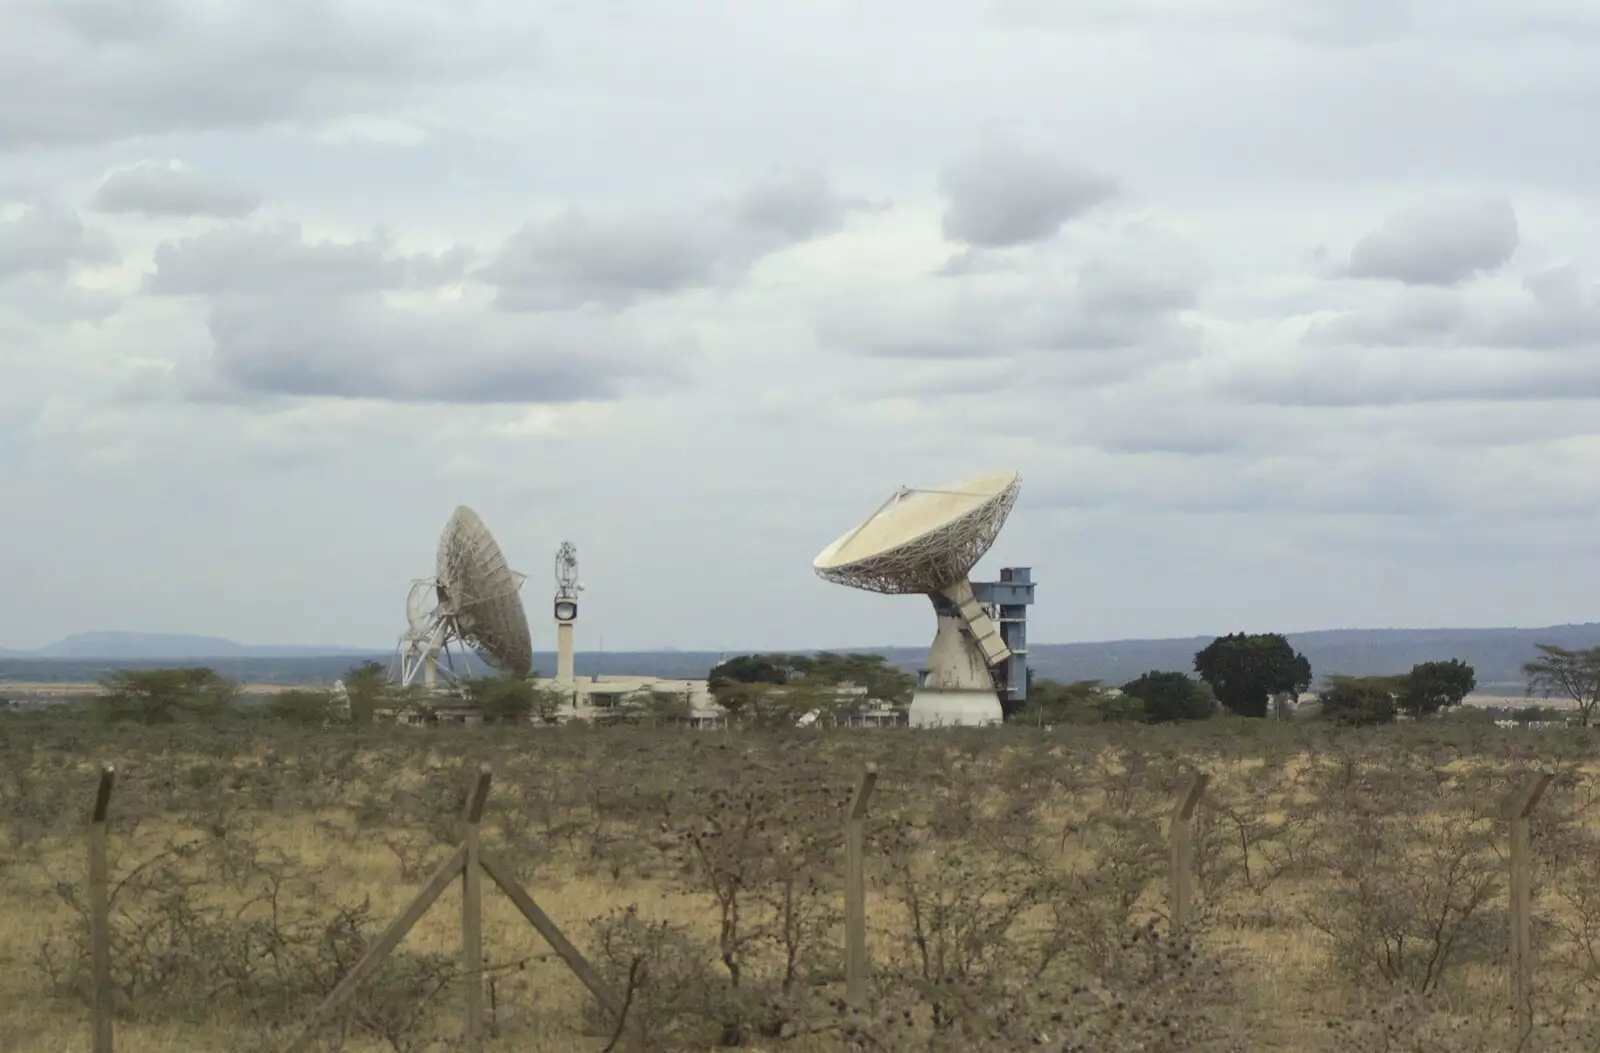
left=0, top=206, right=120, bottom=323
left=146, top=225, right=473, bottom=297
left=0, top=206, right=117, bottom=278
left=1305, top=264, right=1600, bottom=350
left=1346, top=198, right=1519, bottom=285
left=141, top=222, right=679, bottom=404
left=938, top=144, right=1119, bottom=248
left=185, top=298, right=681, bottom=405
left=0, top=0, right=528, bottom=148
left=92, top=161, right=261, bottom=218
left=481, top=172, right=865, bottom=311
left=7, top=0, right=1600, bottom=651
left=824, top=248, right=1202, bottom=383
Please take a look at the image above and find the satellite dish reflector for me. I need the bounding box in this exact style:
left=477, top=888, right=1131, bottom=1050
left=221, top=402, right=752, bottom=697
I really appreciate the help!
left=814, top=470, right=1020, bottom=594
left=393, top=506, right=534, bottom=690
left=813, top=470, right=1021, bottom=728
left=437, top=507, right=534, bottom=676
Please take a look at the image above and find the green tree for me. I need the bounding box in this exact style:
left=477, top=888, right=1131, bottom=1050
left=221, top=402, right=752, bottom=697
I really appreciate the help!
left=1318, top=675, right=1401, bottom=726
left=707, top=654, right=792, bottom=687
left=1398, top=659, right=1476, bottom=718
left=1016, top=677, right=1124, bottom=724
left=95, top=667, right=239, bottom=724
left=790, top=652, right=916, bottom=708
left=342, top=660, right=391, bottom=725
left=266, top=688, right=338, bottom=725
left=625, top=688, right=695, bottom=725
left=460, top=676, right=563, bottom=724
left=1522, top=644, right=1600, bottom=727
left=708, top=681, right=841, bottom=728
left=1193, top=633, right=1313, bottom=719
left=708, top=652, right=916, bottom=710
left=1120, top=671, right=1217, bottom=724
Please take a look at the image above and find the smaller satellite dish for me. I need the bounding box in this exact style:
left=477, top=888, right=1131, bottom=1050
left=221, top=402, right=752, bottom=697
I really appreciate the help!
left=394, top=506, right=534, bottom=689
left=437, top=507, right=535, bottom=677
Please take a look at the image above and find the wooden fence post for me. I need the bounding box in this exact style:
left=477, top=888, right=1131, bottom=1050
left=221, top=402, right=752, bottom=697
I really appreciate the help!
left=461, top=766, right=491, bottom=1052
left=845, top=763, right=879, bottom=1005
left=282, top=767, right=622, bottom=1053
left=282, top=844, right=469, bottom=1053
left=89, top=765, right=115, bottom=1053
left=1169, top=772, right=1209, bottom=934
left=1503, top=767, right=1555, bottom=1036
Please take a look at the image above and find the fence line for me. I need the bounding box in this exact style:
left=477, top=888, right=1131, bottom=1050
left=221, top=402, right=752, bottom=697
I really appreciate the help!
left=76, top=762, right=1569, bottom=1047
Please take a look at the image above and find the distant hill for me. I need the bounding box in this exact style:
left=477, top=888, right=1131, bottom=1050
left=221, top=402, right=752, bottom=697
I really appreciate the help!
left=5, top=632, right=388, bottom=660
left=3, top=625, right=1597, bottom=695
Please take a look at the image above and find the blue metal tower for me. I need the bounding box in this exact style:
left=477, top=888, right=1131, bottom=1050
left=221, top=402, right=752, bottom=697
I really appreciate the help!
left=972, top=566, right=1035, bottom=706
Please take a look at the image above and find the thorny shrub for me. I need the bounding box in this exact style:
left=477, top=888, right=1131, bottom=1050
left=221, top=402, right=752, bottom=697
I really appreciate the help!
left=35, top=813, right=462, bottom=1052
left=5, top=715, right=1600, bottom=1050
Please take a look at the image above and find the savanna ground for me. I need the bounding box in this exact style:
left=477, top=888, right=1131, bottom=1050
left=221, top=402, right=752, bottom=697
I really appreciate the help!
left=6, top=715, right=1600, bottom=1052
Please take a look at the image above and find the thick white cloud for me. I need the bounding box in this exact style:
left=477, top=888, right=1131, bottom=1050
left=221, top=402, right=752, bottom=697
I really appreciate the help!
left=3, top=0, right=1600, bottom=651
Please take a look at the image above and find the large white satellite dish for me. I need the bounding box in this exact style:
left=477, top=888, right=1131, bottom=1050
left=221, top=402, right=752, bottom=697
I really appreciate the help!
left=814, top=470, right=1021, bottom=727
left=394, top=506, right=534, bottom=689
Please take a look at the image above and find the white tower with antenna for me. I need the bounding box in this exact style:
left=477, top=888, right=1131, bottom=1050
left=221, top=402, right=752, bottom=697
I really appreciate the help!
left=813, top=471, right=1021, bottom=727
left=553, top=541, right=583, bottom=684
left=392, top=506, right=534, bottom=690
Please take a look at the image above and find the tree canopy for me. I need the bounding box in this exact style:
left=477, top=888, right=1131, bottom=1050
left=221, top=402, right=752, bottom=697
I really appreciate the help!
left=1398, top=659, right=1476, bottom=717
left=1192, top=633, right=1313, bottom=718
left=1523, top=644, right=1600, bottom=727
left=707, top=654, right=792, bottom=687
left=1016, top=677, right=1140, bottom=724
left=1120, top=671, right=1217, bottom=724
left=708, top=652, right=915, bottom=709
left=95, top=667, right=239, bottom=724
left=266, top=688, right=339, bottom=725
left=342, top=660, right=392, bottom=725
left=459, top=676, right=563, bottom=724
left=1318, top=675, right=1402, bottom=726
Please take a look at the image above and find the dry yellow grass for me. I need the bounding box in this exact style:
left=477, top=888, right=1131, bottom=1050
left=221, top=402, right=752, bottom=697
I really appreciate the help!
left=4, top=720, right=1599, bottom=1051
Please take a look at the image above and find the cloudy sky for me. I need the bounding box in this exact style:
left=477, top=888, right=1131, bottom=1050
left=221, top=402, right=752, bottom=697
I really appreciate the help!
left=4, top=0, right=1600, bottom=653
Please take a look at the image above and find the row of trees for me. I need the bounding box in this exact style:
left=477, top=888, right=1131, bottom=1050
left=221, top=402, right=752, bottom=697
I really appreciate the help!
left=705, top=652, right=917, bottom=726
left=1318, top=644, right=1600, bottom=727
left=65, top=637, right=1600, bottom=731
left=1014, top=631, right=1600, bottom=729
left=90, top=662, right=578, bottom=727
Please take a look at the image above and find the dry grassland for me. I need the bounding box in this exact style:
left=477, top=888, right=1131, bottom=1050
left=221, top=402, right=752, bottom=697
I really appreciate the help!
left=4, top=715, right=1600, bottom=1052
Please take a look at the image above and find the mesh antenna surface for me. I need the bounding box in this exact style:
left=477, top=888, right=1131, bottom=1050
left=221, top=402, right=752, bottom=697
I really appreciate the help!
left=394, top=506, right=534, bottom=689
left=813, top=470, right=1021, bottom=727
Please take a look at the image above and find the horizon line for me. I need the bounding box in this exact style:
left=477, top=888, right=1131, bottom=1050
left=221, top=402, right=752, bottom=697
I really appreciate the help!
left=5, top=620, right=1600, bottom=657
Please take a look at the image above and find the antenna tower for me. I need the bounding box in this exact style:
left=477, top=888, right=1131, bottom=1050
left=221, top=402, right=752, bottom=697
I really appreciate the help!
left=553, top=541, right=582, bottom=683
